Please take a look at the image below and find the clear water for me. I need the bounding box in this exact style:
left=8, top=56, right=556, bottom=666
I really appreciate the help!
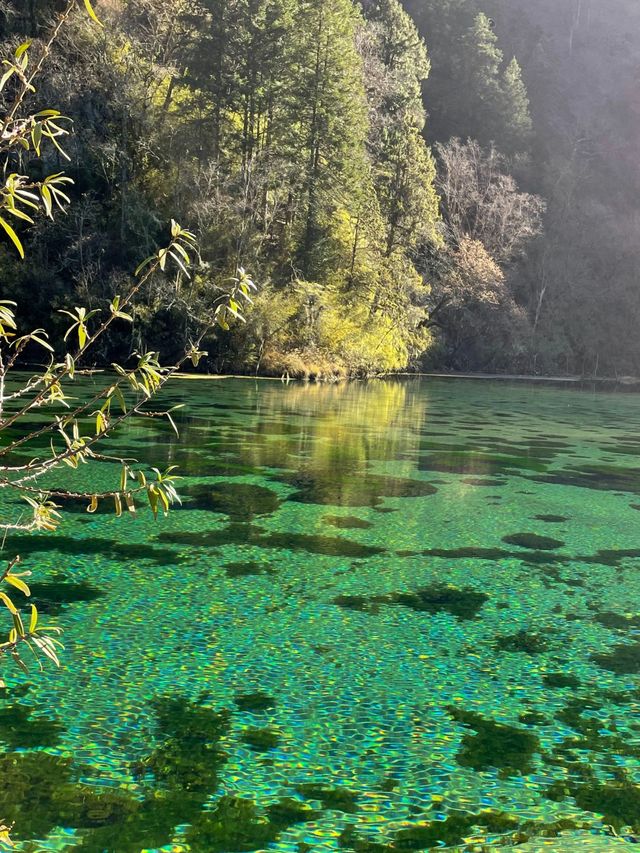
left=3, top=376, right=640, bottom=852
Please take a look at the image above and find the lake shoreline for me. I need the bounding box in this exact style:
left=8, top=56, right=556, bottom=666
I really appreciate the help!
left=173, top=370, right=640, bottom=389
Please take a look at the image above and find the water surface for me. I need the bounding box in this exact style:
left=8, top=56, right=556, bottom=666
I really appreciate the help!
left=3, top=377, right=640, bottom=851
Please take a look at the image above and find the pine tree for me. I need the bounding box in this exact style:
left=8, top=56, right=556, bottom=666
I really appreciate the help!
left=462, top=12, right=504, bottom=143
left=500, top=57, right=533, bottom=152
left=360, top=0, right=439, bottom=256
left=293, top=0, right=370, bottom=280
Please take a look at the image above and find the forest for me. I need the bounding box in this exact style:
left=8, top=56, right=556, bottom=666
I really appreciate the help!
left=0, top=0, right=638, bottom=378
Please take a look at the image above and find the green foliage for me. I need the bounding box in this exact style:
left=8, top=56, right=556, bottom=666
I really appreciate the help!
left=501, top=57, right=532, bottom=151
left=0, top=0, right=443, bottom=378
left=404, top=0, right=533, bottom=156
left=0, top=6, right=257, bottom=845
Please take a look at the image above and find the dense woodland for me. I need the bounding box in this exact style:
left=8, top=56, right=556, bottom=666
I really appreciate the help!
left=0, top=0, right=638, bottom=377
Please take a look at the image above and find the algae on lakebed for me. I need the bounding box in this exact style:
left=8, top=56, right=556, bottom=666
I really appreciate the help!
left=449, top=707, right=541, bottom=774
left=333, top=583, right=488, bottom=619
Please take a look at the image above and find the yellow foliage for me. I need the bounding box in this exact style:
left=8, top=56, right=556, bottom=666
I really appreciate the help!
left=247, top=277, right=430, bottom=379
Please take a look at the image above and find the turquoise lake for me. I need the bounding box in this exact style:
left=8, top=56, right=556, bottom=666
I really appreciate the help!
left=3, top=376, right=640, bottom=851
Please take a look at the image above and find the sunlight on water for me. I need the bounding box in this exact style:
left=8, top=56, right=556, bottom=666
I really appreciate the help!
left=3, top=377, right=640, bottom=851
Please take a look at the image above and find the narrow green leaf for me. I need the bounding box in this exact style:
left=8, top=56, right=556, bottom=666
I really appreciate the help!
left=0, top=217, right=24, bottom=258
left=41, top=185, right=53, bottom=218
left=5, top=575, right=30, bottom=596
left=0, top=592, right=16, bottom=614
left=83, top=0, right=104, bottom=26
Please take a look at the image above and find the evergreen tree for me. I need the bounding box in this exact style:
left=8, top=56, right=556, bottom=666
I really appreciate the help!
left=462, top=12, right=504, bottom=144
left=499, top=56, right=533, bottom=153
left=292, top=0, right=370, bottom=280
left=360, top=0, right=440, bottom=256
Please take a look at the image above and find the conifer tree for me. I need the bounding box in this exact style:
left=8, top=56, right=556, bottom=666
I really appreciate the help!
left=500, top=57, right=533, bottom=153
left=462, top=12, right=504, bottom=143
left=293, top=0, right=369, bottom=280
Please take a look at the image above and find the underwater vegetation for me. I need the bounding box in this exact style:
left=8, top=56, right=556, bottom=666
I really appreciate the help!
left=234, top=692, right=277, bottom=712
left=530, top=463, right=640, bottom=495
left=494, top=629, right=551, bottom=654
left=547, top=768, right=640, bottom=834
left=0, top=704, right=63, bottom=748
left=240, top=727, right=281, bottom=751
left=224, top=560, right=276, bottom=578
left=158, top=525, right=386, bottom=558
left=260, top=531, right=385, bottom=558
left=184, top=482, right=281, bottom=520
left=140, top=694, right=231, bottom=792
left=184, top=794, right=323, bottom=852
left=21, top=577, right=105, bottom=616
left=333, top=584, right=488, bottom=620
left=295, top=783, right=359, bottom=813
left=592, top=611, right=640, bottom=630
left=449, top=708, right=540, bottom=775
left=324, top=515, right=374, bottom=529
left=542, top=672, right=581, bottom=689
left=5, top=534, right=182, bottom=567
left=591, top=642, right=640, bottom=674
left=10, top=382, right=640, bottom=852
left=502, top=532, right=565, bottom=550
left=274, top=470, right=438, bottom=507
left=339, top=812, right=589, bottom=851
